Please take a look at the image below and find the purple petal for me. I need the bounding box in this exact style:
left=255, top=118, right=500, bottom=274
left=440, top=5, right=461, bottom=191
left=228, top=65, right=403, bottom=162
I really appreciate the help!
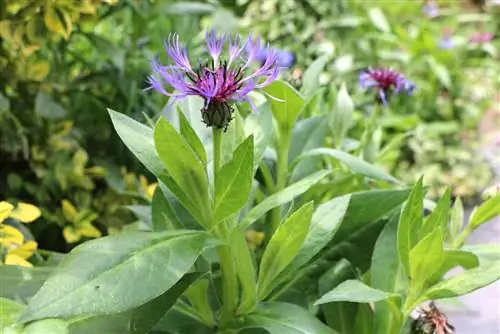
left=228, top=34, right=246, bottom=65
left=206, top=31, right=226, bottom=63
left=164, top=33, right=194, bottom=74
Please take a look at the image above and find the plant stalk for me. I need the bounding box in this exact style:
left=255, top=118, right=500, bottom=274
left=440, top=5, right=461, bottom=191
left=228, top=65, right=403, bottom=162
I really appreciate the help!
left=270, top=129, right=291, bottom=234
left=357, top=105, right=381, bottom=158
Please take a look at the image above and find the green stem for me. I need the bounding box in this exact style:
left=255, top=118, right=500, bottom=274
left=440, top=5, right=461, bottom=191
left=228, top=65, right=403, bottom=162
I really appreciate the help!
left=212, top=127, right=238, bottom=326
left=452, top=225, right=474, bottom=249
left=270, top=130, right=291, bottom=234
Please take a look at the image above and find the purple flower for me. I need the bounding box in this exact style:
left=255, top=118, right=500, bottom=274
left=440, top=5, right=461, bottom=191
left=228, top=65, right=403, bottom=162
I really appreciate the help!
left=359, top=68, right=415, bottom=105
left=422, top=0, right=439, bottom=18
left=147, top=32, right=279, bottom=130
left=438, top=37, right=455, bottom=49
left=251, top=44, right=295, bottom=69
left=470, top=32, right=495, bottom=44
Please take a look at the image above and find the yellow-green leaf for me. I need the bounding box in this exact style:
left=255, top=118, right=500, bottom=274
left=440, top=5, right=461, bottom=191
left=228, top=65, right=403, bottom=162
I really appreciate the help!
left=61, top=200, right=77, bottom=223
left=63, top=226, right=81, bottom=244
left=9, top=203, right=41, bottom=223
left=0, top=201, right=14, bottom=222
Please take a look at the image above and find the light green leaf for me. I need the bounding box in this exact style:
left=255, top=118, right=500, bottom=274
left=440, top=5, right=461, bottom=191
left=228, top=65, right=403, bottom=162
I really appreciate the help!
left=178, top=109, right=208, bottom=166
left=468, top=195, right=500, bottom=230
left=35, top=92, right=67, bottom=119
left=421, top=189, right=451, bottom=238
left=232, top=230, right=257, bottom=314
left=0, top=266, right=53, bottom=300
left=264, top=80, right=305, bottom=133
left=214, top=136, right=254, bottom=222
left=330, top=84, right=353, bottom=147
left=397, top=177, right=424, bottom=276
left=239, top=170, right=329, bottom=230
left=0, top=298, right=25, bottom=328
left=417, top=262, right=500, bottom=303
left=301, top=56, right=328, bottom=97
left=428, top=250, right=479, bottom=284
left=151, top=186, right=182, bottom=231
left=315, top=280, right=398, bottom=305
left=164, top=2, right=216, bottom=14
left=221, top=111, right=246, bottom=166
left=225, top=302, right=335, bottom=334
left=426, top=57, right=451, bottom=89
left=67, top=272, right=207, bottom=334
left=19, top=231, right=214, bottom=323
left=409, top=228, right=445, bottom=289
left=353, top=304, right=374, bottom=334
left=154, top=118, right=211, bottom=227
left=23, top=319, right=68, bottom=334
left=258, top=202, right=313, bottom=299
left=368, top=8, right=391, bottom=33
left=183, top=277, right=214, bottom=327
left=449, top=197, right=464, bottom=242
left=244, top=102, right=273, bottom=172
left=293, top=148, right=400, bottom=184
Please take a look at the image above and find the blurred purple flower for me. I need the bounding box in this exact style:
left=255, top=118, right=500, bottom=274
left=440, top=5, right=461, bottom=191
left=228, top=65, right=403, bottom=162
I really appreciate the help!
left=439, top=36, right=455, bottom=49
left=470, top=32, right=495, bottom=44
left=147, top=32, right=279, bottom=130
left=422, top=0, right=439, bottom=18
left=359, top=68, right=415, bottom=105
left=251, top=44, right=295, bottom=68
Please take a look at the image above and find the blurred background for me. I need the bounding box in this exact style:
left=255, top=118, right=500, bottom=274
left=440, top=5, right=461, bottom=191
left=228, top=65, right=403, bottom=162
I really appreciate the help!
left=0, top=0, right=498, bottom=259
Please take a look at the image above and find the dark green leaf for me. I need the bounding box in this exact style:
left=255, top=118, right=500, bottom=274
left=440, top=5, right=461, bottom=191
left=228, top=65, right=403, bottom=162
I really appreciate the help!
left=35, top=92, right=67, bottom=119
left=152, top=186, right=182, bottom=231
left=19, top=231, right=213, bottom=323
left=215, top=136, right=254, bottom=222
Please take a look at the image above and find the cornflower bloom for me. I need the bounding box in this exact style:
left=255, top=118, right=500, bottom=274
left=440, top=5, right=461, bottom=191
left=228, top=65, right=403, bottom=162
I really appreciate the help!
left=469, top=32, right=495, bottom=44
left=253, top=45, right=295, bottom=68
left=438, top=28, right=455, bottom=49
left=359, top=68, right=415, bottom=105
left=147, top=32, right=279, bottom=130
left=422, top=0, right=439, bottom=18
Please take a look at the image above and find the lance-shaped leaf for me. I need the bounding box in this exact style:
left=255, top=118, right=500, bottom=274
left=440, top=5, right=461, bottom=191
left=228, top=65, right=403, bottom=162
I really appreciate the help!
left=468, top=195, right=500, bottom=230
left=264, top=80, right=305, bottom=133
left=244, top=102, right=273, bottom=172
left=409, top=228, right=445, bottom=289
left=178, top=109, right=208, bottom=166
left=315, top=280, right=399, bottom=305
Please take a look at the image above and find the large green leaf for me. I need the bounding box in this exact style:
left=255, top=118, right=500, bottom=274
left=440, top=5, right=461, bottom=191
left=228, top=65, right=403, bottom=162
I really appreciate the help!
left=214, top=136, right=254, bottom=222
left=0, top=267, right=54, bottom=303
left=371, top=214, right=407, bottom=334
left=225, top=302, right=335, bottom=334
left=397, top=178, right=424, bottom=276
left=244, top=102, right=273, bottom=172
left=23, top=319, right=68, bottom=334
left=178, top=109, right=208, bottom=166
left=428, top=250, right=479, bottom=284
left=239, top=170, right=329, bottom=230
left=264, top=80, right=305, bottom=133
left=301, top=56, right=328, bottom=97
left=315, top=280, right=398, bottom=305
left=415, top=262, right=500, bottom=305
left=67, top=273, right=205, bottom=334
left=318, top=260, right=358, bottom=334
left=468, top=195, right=500, bottom=230
left=151, top=186, right=182, bottom=231
left=293, top=148, right=400, bottom=184
left=420, top=189, right=450, bottom=238
left=154, top=118, right=211, bottom=227
left=409, top=228, right=445, bottom=290
left=19, top=231, right=213, bottom=323
left=276, top=194, right=351, bottom=285
left=258, top=202, right=313, bottom=299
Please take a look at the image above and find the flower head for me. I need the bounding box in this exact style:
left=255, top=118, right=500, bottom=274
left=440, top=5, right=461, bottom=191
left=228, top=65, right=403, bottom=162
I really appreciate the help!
left=359, top=68, right=415, bottom=105
left=148, top=32, right=279, bottom=130
left=252, top=44, right=295, bottom=69
left=422, top=0, right=439, bottom=18
left=470, top=32, right=495, bottom=44
left=438, top=28, right=455, bottom=49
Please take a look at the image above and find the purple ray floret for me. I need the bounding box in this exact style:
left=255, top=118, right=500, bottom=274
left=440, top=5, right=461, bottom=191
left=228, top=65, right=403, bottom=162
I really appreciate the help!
left=359, top=68, right=415, bottom=105
left=147, top=32, right=279, bottom=130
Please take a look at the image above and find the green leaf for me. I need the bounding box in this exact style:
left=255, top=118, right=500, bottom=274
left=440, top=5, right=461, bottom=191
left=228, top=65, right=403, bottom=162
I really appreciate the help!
left=353, top=304, right=374, bottom=334
left=164, top=2, right=216, bottom=14
left=154, top=118, right=211, bottom=227
left=329, top=84, right=353, bottom=147
left=318, top=260, right=358, bottom=333
left=420, top=189, right=451, bottom=238
left=232, top=231, right=257, bottom=314
left=276, top=194, right=351, bottom=284
left=0, top=298, right=25, bottom=328
left=426, top=57, right=451, bottom=89
left=301, top=55, right=328, bottom=97
left=126, top=205, right=152, bottom=227
left=183, top=277, right=214, bottom=326
left=314, top=280, right=398, bottom=305
left=0, top=92, right=10, bottom=110
left=416, top=262, right=500, bottom=303
left=264, top=80, right=305, bottom=133
left=67, top=272, right=206, bottom=334
left=293, top=148, right=400, bottom=184
left=239, top=170, right=329, bottom=230
left=19, top=231, right=213, bottom=323
left=35, top=92, right=67, bottom=119
left=151, top=186, right=182, bottom=231
left=409, top=228, right=445, bottom=289
left=214, top=136, right=254, bottom=222
left=449, top=197, right=464, bottom=242
left=258, top=202, right=314, bottom=299
left=397, top=178, right=424, bottom=276
left=108, top=109, right=164, bottom=178
left=468, top=195, right=500, bottom=230
left=178, top=109, right=208, bottom=166
left=368, top=8, right=391, bottom=33
left=225, top=302, right=335, bottom=334
left=0, top=266, right=53, bottom=300
left=221, top=111, right=246, bottom=166
left=244, top=102, right=273, bottom=172
left=371, top=215, right=406, bottom=334
left=428, top=250, right=479, bottom=284
left=23, top=319, right=68, bottom=334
